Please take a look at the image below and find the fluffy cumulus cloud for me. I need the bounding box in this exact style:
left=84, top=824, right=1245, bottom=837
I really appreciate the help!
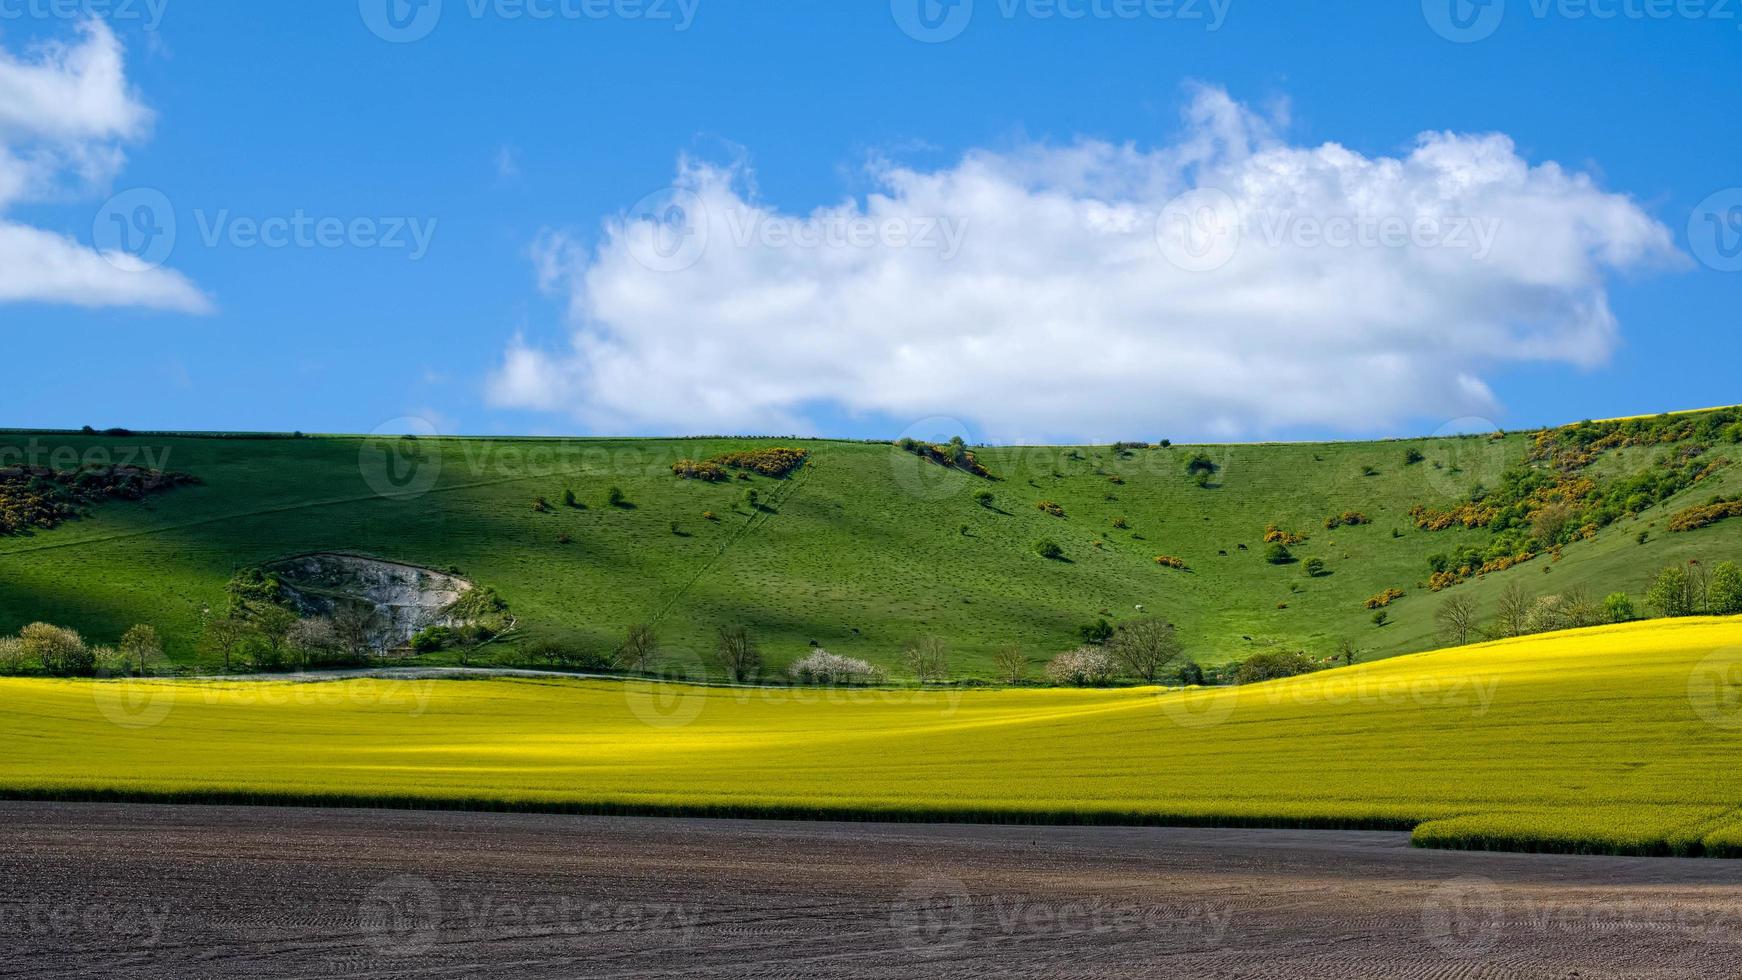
left=490, top=86, right=1678, bottom=442
left=0, top=19, right=208, bottom=312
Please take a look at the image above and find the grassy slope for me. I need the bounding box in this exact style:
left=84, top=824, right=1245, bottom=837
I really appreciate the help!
left=1, top=423, right=1738, bottom=677
left=5, top=617, right=1742, bottom=856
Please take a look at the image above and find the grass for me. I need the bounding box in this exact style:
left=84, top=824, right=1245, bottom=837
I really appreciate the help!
left=3, top=419, right=1741, bottom=678
left=5, top=617, right=1742, bottom=856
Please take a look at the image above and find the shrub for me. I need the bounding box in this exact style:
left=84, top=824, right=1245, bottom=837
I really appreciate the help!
left=671, top=459, right=729, bottom=482
left=1078, top=618, right=1114, bottom=645
left=1045, top=647, right=1117, bottom=686
left=411, top=626, right=454, bottom=653
left=1264, top=543, right=1294, bottom=565
left=556, top=532, right=572, bottom=545
left=1111, top=516, right=1129, bottom=529
left=1372, top=610, right=1389, bottom=626
left=1185, top=452, right=1218, bottom=477
left=1603, top=592, right=1636, bottom=624
left=1263, top=525, right=1309, bottom=546
left=532, top=496, right=551, bottom=513
left=22, top=623, right=93, bottom=677
left=1175, top=660, right=1205, bottom=686
left=789, top=650, right=885, bottom=685
left=703, top=511, right=719, bottom=521
left=742, top=488, right=761, bottom=511
left=0, top=636, right=27, bottom=675
left=1235, top=649, right=1318, bottom=684
left=709, top=447, right=811, bottom=478
left=1153, top=555, right=1188, bottom=570
left=1669, top=497, right=1742, bottom=533
left=1404, top=449, right=1426, bottom=465
left=974, top=490, right=995, bottom=507
left=1034, top=539, right=1064, bottom=560
left=1361, top=465, right=1379, bottom=477
left=607, top=486, right=627, bottom=507
left=1324, top=511, right=1371, bottom=529
left=563, top=488, right=578, bottom=507
left=1036, top=500, right=1065, bottom=518
left=1303, top=557, right=1327, bottom=577
left=1365, top=588, right=1405, bottom=609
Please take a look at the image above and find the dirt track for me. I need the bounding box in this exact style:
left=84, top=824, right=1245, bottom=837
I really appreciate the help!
left=2, top=803, right=1740, bottom=978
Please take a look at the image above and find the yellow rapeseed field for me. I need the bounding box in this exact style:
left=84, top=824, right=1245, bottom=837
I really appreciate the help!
left=4, top=618, right=1742, bottom=855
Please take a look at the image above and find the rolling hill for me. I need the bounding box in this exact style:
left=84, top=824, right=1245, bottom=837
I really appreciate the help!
left=3, top=407, right=1742, bottom=679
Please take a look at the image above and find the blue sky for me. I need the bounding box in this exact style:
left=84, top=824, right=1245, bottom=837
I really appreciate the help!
left=0, top=1, right=1737, bottom=443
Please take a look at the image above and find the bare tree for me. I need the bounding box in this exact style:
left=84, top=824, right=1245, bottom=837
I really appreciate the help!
left=904, top=636, right=950, bottom=684
left=991, top=646, right=1029, bottom=685
left=619, top=624, right=659, bottom=673
left=1107, top=618, right=1182, bottom=683
left=1434, top=593, right=1479, bottom=646
left=202, top=615, right=247, bottom=673
left=1492, top=582, right=1533, bottom=639
left=119, top=624, right=162, bottom=676
left=713, top=625, right=761, bottom=682
left=332, top=606, right=381, bottom=662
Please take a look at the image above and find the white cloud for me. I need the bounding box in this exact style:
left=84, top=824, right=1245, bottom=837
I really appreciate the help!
left=489, top=86, right=1680, bottom=442
left=0, top=19, right=209, bottom=313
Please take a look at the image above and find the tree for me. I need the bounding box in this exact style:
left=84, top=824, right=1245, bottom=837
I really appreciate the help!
left=1604, top=592, right=1636, bottom=624
left=1303, top=557, right=1327, bottom=577
left=991, top=646, right=1028, bottom=684
left=563, top=488, right=578, bottom=508
left=1078, top=618, right=1113, bottom=645
left=331, top=605, right=380, bottom=662
left=608, top=486, right=627, bottom=508
left=974, top=490, right=995, bottom=508
left=1035, top=539, right=1064, bottom=561
left=713, top=625, right=761, bottom=682
left=1107, top=618, right=1182, bottom=683
left=741, top=487, right=761, bottom=512
left=1493, top=582, right=1533, bottom=638
left=202, top=615, right=248, bottom=673
left=1435, top=593, right=1479, bottom=646
left=119, top=625, right=162, bottom=676
left=251, top=604, right=298, bottom=669
left=1337, top=638, right=1358, bottom=667
left=1710, top=562, right=1742, bottom=616
left=21, top=623, right=93, bottom=677
left=288, top=618, right=337, bottom=669
left=904, top=636, right=950, bottom=684
left=619, top=624, right=659, bottom=673
left=1646, top=564, right=1696, bottom=618
left=1403, top=448, right=1425, bottom=466
left=1264, top=543, right=1293, bottom=565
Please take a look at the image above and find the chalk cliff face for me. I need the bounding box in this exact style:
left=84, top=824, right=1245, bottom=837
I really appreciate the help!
left=265, top=554, right=472, bottom=648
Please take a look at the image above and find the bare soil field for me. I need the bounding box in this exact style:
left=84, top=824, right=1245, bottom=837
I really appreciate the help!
left=2, top=803, right=1740, bottom=979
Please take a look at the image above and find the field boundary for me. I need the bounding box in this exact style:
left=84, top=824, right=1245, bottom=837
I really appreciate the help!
left=0, top=785, right=1735, bottom=859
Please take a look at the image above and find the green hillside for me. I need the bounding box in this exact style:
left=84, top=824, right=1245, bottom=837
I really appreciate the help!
left=4, top=408, right=1741, bottom=679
